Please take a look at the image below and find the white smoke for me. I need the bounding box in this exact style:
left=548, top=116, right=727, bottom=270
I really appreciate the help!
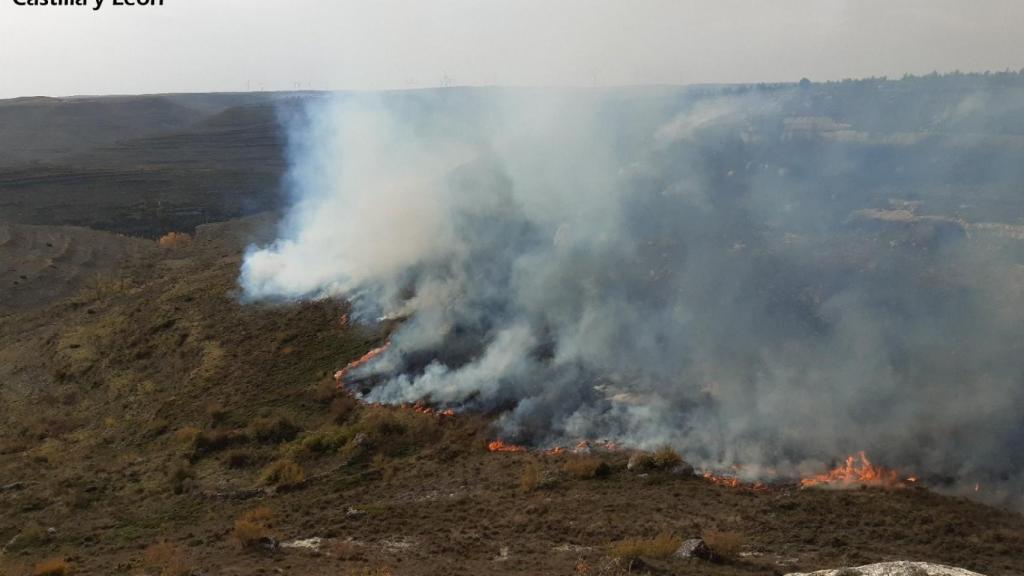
left=241, top=87, right=1024, bottom=509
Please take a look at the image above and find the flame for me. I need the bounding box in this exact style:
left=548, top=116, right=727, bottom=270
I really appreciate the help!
left=334, top=344, right=390, bottom=387
left=800, top=451, right=907, bottom=489
left=701, top=470, right=768, bottom=492
left=410, top=402, right=455, bottom=418
left=488, top=440, right=527, bottom=453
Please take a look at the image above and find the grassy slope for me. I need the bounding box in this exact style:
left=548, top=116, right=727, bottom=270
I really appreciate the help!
left=0, top=219, right=1022, bottom=576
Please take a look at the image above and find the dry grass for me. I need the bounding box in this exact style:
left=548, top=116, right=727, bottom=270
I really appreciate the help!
left=259, top=459, right=305, bottom=489
left=32, top=559, right=71, bottom=576
left=520, top=459, right=542, bottom=492
left=240, top=506, right=275, bottom=524
left=143, top=541, right=192, bottom=576
left=563, top=456, right=611, bottom=479
left=232, top=519, right=271, bottom=549
left=247, top=415, right=299, bottom=443
left=651, top=446, right=683, bottom=469
left=232, top=508, right=276, bottom=549
left=609, top=532, right=682, bottom=561
left=703, top=530, right=743, bottom=560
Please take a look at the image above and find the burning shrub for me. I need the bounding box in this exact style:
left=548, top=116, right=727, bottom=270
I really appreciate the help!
left=609, top=532, right=681, bottom=561
left=563, top=456, right=611, bottom=479
left=157, top=232, right=192, bottom=249
left=702, top=530, right=744, bottom=561
left=32, top=559, right=71, bottom=576
left=144, top=541, right=192, bottom=576
left=259, top=459, right=305, bottom=489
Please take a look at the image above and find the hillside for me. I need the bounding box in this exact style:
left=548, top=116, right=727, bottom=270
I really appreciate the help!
left=0, top=218, right=1022, bottom=576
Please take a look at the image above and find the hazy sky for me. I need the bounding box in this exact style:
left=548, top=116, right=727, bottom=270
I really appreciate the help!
left=1, top=0, right=1022, bottom=98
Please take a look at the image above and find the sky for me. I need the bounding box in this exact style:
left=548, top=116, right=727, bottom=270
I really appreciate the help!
left=1, top=0, right=1023, bottom=99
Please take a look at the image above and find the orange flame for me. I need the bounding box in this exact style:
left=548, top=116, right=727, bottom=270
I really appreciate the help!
left=334, top=344, right=390, bottom=387
left=487, top=440, right=527, bottom=453
left=800, top=451, right=906, bottom=489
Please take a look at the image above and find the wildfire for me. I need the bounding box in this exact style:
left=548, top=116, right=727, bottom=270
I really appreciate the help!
left=701, top=470, right=769, bottom=492
left=800, top=451, right=910, bottom=489
left=334, top=344, right=390, bottom=388
left=410, top=402, right=455, bottom=418
left=488, top=440, right=527, bottom=453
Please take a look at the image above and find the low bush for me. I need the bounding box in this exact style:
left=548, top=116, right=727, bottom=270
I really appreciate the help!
left=259, top=459, right=305, bottom=489
left=248, top=416, right=300, bottom=444
left=651, top=446, right=683, bottom=469
left=703, top=529, right=744, bottom=560
left=232, top=507, right=276, bottom=549
left=609, top=532, right=681, bottom=561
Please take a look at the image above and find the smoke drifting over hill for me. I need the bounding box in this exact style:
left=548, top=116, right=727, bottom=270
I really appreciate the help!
left=242, top=80, right=1024, bottom=507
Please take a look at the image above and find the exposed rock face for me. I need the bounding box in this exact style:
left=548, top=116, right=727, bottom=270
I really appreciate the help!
left=786, top=561, right=986, bottom=576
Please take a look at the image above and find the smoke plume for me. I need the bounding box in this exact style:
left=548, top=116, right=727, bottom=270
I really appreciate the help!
left=242, top=80, right=1024, bottom=508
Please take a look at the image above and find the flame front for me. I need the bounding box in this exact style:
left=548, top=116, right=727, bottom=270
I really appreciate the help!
left=800, top=451, right=908, bottom=489
left=488, top=440, right=527, bottom=453
left=334, top=344, right=390, bottom=388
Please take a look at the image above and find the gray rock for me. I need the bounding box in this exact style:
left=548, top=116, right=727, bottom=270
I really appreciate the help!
left=673, top=538, right=714, bottom=561
left=785, top=561, right=986, bottom=576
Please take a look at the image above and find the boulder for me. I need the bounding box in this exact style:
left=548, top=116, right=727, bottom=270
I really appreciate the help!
left=673, top=538, right=714, bottom=561
left=785, top=561, right=986, bottom=576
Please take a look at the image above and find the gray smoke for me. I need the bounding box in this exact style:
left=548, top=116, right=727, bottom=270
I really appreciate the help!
left=242, top=80, right=1024, bottom=508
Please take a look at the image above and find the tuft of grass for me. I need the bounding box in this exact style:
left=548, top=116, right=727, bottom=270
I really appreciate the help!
left=703, top=530, right=743, bottom=561
left=287, top=426, right=354, bottom=459
left=32, top=559, right=71, bottom=576
left=259, top=459, right=305, bottom=489
left=563, top=456, right=611, bottom=479
left=232, top=507, right=276, bottom=549
left=609, top=532, right=682, bottom=561
left=233, top=519, right=271, bottom=549
left=651, top=446, right=683, bottom=469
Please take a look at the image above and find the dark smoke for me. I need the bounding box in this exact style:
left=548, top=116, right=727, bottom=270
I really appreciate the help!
left=242, top=76, right=1024, bottom=508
